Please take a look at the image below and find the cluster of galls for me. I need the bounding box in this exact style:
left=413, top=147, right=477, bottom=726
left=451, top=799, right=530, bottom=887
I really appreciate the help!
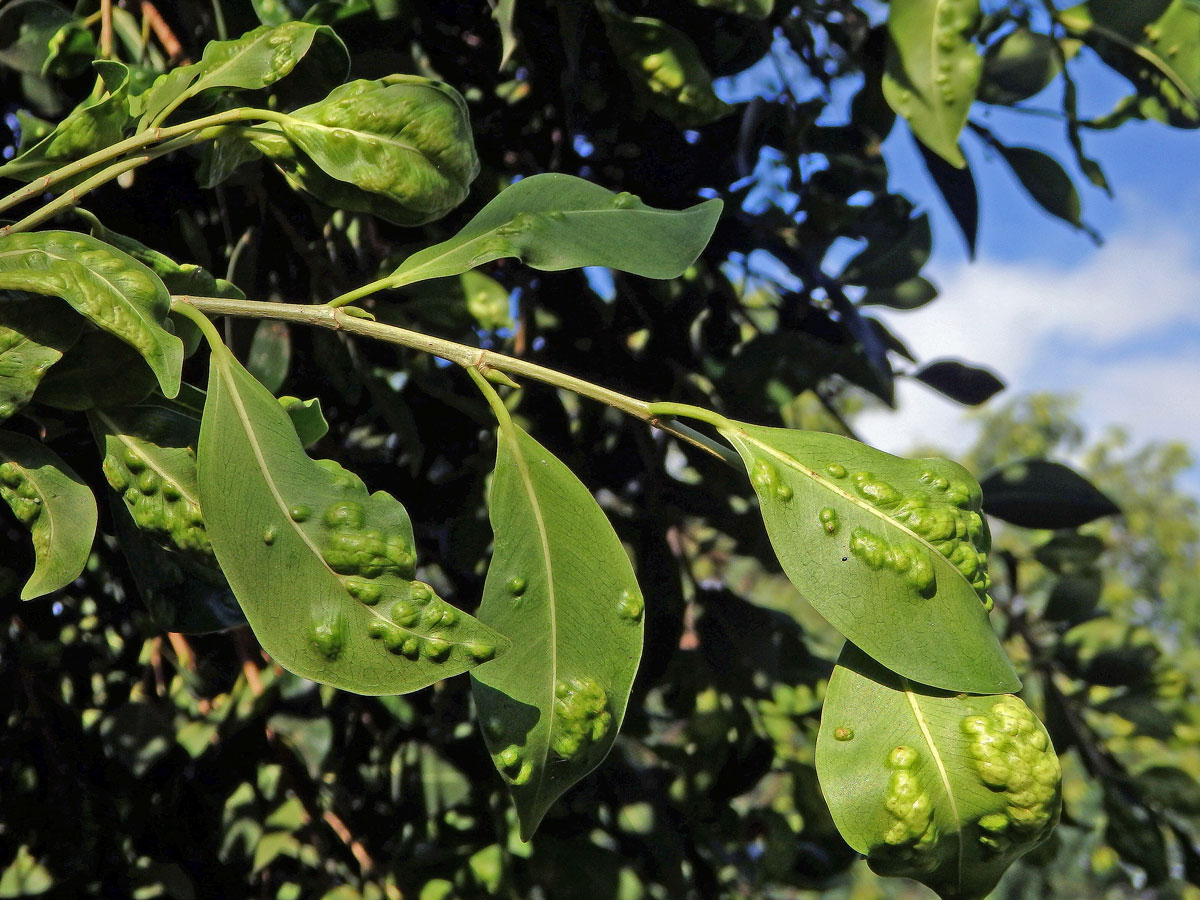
left=962, top=697, right=1062, bottom=859
left=0, top=461, right=43, bottom=527
left=316, top=499, right=415, bottom=579
left=826, top=463, right=993, bottom=609
left=876, top=745, right=942, bottom=875
left=550, top=676, right=613, bottom=760
left=103, top=445, right=209, bottom=554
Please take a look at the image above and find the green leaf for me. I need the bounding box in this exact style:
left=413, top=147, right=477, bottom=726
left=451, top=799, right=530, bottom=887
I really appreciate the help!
left=0, top=0, right=72, bottom=75
left=991, top=143, right=1088, bottom=232
left=600, top=6, right=732, bottom=127
left=860, top=276, right=939, bottom=310
left=0, top=62, right=131, bottom=182
left=691, top=0, right=774, bottom=18
left=980, top=459, right=1120, bottom=529
left=0, top=431, right=97, bottom=600
left=137, top=22, right=349, bottom=126
left=254, top=75, right=479, bottom=226
left=1033, top=533, right=1104, bottom=574
left=0, top=231, right=183, bottom=398
left=816, top=643, right=1061, bottom=900
left=718, top=420, right=1019, bottom=693
left=384, top=173, right=722, bottom=290
left=247, top=320, right=291, bottom=394
left=0, top=291, right=83, bottom=421
left=471, top=403, right=644, bottom=839
left=197, top=343, right=510, bottom=694
left=914, top=359, right=1005, bottom=406
left=979, top=27, right=1068, bottom=105
left=280, top=396, right=328, bottom=448
left=91, top=397, right=212, bottom=557
left=33, top=330, right=159, bottom=410
left=883, top=0, right=982, bottom=167
left=1059, top=0, right=1200, bottom=128
left=917, top=142, right=978, bottom=258
left=840, top=213, right=932, bottom=287
left=42, top=18, right=98, bottom=79
left=494, top=0, right=518, bottom=67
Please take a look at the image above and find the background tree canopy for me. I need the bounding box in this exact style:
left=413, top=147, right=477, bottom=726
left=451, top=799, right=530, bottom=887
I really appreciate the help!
left=2, top=1, right=1199, bottom=898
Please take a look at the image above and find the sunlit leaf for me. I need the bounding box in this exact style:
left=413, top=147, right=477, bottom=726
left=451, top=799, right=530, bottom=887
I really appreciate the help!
left=883, top=0, right=982, bottom=167
left=0, top=231, right=183, bottom=397
left=816, top=643, right=1061, bottom=900
left=719, top=420, right=1019, bottom=693
left=472, top=404, right=643, bottom=838
left=0, top=431, right=97, bottom=599
left=382, top=173, right=722, bottom=290
left=198, top=343, right=509, bottom=693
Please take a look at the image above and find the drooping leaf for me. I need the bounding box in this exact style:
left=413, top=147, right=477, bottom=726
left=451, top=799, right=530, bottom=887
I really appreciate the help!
left=718, top=420, right=1019, bottom=693
left=917, top=142, right=978, bottom=258
left=692, top=0, right=774, bottom=18
left=980, top=459, right=1120, bottom=529
left=471, top=401, right=644, bottom=838
left=883, top=0, right=983, bottom=167
left=280, top=396, right=328, bottom=448
left=816, top=643, right=1061, bottom=900
left=0, top=61, right=131, bottom=182
left=840, top=213, right=932, bottom=287
left=1033, top=532, right=1105, bottom=574
left=0, top=231, right=183, bottom=398
left=600, top=5, right=732, bottom=127
left=250, top=75, right=479, bottom=226
left=860, top=276, right=939, bottom=310
left=991, top=143, right=1086, bottom=231
left=382, top=173, right=722, bottom=290
left=137, top=21, right=349, bottom=126
left=1059, top=0, right=1200, bottom=128
left=198, top=343, right=509, bottom=694
left=494, top=0, right=518, bottom=67
left=914, top=359, right=1005, bottom=406
left=979, top=27, right=1068, bottom=105
left=33, top=330, right=159, bottom=410
left=0, top=431, right=97, bottom=600
left=41, top=18, right=97, bottom=79
left=0, top=291, right=82, bottom=421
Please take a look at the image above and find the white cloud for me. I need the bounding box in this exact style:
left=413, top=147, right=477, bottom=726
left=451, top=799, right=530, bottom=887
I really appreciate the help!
left=855, top=221, right=1200, bottom=484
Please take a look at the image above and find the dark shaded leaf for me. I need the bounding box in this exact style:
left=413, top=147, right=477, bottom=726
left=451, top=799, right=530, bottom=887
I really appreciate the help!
left=914, top=359, right=1004, bottom=406
left=980, top=27, right=1067, bottom=105
left=840, top=213, right=932, bottom=287
left=981, top=459, right=1120, bottom=529
left=917, top=141, right=978, bottom=258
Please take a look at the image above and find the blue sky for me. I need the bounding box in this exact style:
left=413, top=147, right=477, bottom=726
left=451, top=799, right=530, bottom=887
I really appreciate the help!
left=827, top=59, right=1200, bottom=494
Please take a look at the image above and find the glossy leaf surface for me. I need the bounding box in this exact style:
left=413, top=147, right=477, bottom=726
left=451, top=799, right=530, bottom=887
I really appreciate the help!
left=384, top=173, right=722, bottom=289
left=261, top=76, right=478, bottom=226
left=472, top=415, right=644, bottom=838
left=0, top=431, right=97, bottom=599
left=0, top=232, right=183, bottom=397
left=0, top=291, right=82, bottom=421
left=980, top=459, right=1120, bottom=529
left=198, top=344, right=509, bottom=694
left=883, top=0, right=982, bottom=167
left=719, top=421, right=1018, bottom=693
left=816, top=644, right=1061, bottom=900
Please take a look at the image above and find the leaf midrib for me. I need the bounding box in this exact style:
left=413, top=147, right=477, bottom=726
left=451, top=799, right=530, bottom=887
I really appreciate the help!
left=902, top=678, right=964, bottom=892
left=500, top=425, right=558, bottom=793
left=95, top=410, right=201, bottom=510
left=191, top=26, right=311, bottom=96
left=729, top=428, right=976, bottom=595
left=213, top=351, right=432, bottom=638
